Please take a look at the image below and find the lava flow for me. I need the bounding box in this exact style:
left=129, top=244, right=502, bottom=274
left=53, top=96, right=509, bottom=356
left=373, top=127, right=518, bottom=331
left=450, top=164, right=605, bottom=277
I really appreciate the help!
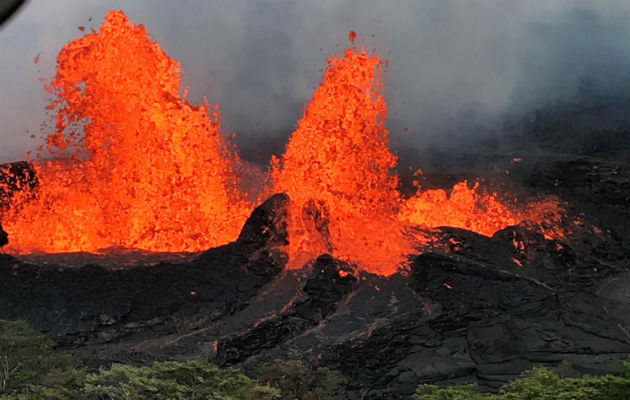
left=1, top=11, right=564, bottom=275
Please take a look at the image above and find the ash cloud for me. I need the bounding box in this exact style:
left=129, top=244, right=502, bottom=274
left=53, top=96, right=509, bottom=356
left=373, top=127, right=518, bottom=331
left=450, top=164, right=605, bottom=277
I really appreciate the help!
left=0, top=0, right=628, bottom=164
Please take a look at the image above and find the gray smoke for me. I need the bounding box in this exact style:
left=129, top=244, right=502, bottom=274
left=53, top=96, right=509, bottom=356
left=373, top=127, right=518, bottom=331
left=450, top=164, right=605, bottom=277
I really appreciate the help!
left=0, top=0, right=628, bottom=163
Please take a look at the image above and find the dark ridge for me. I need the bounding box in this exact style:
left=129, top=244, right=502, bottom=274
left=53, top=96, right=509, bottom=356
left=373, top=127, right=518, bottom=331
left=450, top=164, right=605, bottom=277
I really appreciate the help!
left=215, top=254, right=358, bottom=365
left=0, top=194, right=289, bottom=352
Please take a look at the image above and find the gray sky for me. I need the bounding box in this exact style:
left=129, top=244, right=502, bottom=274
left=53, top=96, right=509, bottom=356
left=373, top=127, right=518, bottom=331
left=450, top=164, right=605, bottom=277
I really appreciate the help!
left=0, top=0, right=628, bottom=163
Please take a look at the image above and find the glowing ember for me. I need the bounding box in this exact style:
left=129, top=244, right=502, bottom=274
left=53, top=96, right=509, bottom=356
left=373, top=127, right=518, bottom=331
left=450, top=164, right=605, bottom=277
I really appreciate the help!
left=2, top=11, right=251, bottom=253
left=2, top=11, right=565, bottom=276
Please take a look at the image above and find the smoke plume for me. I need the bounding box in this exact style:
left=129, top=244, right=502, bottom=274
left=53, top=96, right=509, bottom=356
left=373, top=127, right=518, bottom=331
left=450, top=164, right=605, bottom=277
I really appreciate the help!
left=0, top=0, right=628, bottom=163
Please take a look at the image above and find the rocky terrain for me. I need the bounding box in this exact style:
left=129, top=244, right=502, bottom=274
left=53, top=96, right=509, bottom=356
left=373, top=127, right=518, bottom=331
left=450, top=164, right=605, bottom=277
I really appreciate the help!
left=0, top=98, right=628, bottom=399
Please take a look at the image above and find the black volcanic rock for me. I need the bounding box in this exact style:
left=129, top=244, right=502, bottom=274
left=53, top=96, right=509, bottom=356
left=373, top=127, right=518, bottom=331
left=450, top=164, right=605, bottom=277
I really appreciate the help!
left=2, top=209, right=625, bottom=399
left=215, top=254, right=358, bottom=365
left=0, top=194, right=290, bottom=353
left=0, top=161, right=37, bottom=210
left=202, top=212, right=626, bottom=399
left=0, top=220, right=7, bottom=247
left=0, top=161, right=37, bottom=249
left=194, top=193, right=289, bottom=278
left=235, top=193, right=289, bottom=250
left=309, top=237, right=628, bottom=399
left=0, top=145, right=629, bottom=400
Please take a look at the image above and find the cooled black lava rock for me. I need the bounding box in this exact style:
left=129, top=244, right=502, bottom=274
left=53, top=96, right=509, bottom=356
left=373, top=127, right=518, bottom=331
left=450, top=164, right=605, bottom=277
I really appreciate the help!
left=1, top=139, right=629, bottom=400
left=319, top=225, right=628, bottom=399
left=0, top=221, right=7, bottom=247
left=215, top=254, right=358, bottom=365
left=0, top=193, right=290, bottom=352
left=235, top=193, right=289, bottom=250
left=194, top=193, right=289, bottom=278
left=0, top=161, right=38, bottom=210
left=0, top=161, right=38, bottom=249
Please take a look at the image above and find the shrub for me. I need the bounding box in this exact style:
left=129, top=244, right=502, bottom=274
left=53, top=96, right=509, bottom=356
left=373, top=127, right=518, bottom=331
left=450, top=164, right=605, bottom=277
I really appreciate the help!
left=0, top=320, right=279, bottom=400
left=83, top=360, right=279, bottom=400
left=416, top=361, right=630, bottom=400
left=0, top=319, right=84, bottom=399
left=258, top=359, right=346, bottom=400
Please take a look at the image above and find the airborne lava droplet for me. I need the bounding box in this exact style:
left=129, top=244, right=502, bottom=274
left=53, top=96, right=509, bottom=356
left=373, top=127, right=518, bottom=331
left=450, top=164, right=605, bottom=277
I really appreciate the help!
left=348, top=30, right=357, bottom=42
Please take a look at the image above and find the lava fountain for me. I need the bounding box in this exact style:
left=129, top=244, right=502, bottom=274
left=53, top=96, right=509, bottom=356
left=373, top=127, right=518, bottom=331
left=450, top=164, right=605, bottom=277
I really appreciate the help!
left=1, top=11, right=563, bottom=275
left=271, top=47, right=414, bottom=274
left=1, top=11, right=251, bottom=254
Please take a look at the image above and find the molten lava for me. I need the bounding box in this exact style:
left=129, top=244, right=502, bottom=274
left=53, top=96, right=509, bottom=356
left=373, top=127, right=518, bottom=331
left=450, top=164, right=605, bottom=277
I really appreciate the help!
left=2, top=11, right=251, bottom=253
left=399, top=181, right=520, bottom=237
left=270, top=45, right=563, bottom=274
left=2, top=12, right=564, bottom=276
left=272, top=47, right=413, bottom=274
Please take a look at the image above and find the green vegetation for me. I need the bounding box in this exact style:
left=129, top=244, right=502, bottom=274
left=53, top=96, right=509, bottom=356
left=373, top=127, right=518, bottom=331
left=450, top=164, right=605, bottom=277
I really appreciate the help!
left=0, top=319, right=277, bottom=400
left=258, top=359, right=346, bottom=400
left=0, top=319, right=85, bottom=399
left=82, top=361, right=279, bottom=400
left=2, top=319, right=629, bottom=400
left=0, top=319, right=342, bottom=400
left=416, top=361, right=630, bottom=400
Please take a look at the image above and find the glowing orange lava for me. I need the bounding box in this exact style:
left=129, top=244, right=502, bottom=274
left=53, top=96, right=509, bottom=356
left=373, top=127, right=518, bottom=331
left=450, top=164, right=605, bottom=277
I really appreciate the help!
left=399, top=180, right=565, bottom=241
left=399, top=181, right=520, bottom=236
left=271, top=44, right=563, bottom=274
left=272, top=47, right=414, bottom=274
left=2, top=14, right=564, bottom=276
left=2, top=11, right=251, bottom=253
